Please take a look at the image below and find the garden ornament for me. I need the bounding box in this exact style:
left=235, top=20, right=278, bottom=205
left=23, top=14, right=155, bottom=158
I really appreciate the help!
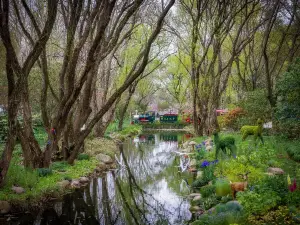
left=240, top=118, right=264, bottom=144
left=230, top=171, right=250, bottom=199
left=213, top=129, right=237, bottom=159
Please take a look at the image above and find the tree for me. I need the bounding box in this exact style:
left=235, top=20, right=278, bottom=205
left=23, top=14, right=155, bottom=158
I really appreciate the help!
left=168, top=0, right=264, bottom=135
left=0, top=0, right=58, bottom=186
left=275, top=58, right=300, bottom=138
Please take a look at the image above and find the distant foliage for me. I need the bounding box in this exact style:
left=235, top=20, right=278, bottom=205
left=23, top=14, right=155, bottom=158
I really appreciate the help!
left=238, top=89, right=272, bottom=126
left=275, top=58, right=300, bottom=138
left=0, top=115, right=8, bottom=143
left=224, top=107, right=246, bottom=130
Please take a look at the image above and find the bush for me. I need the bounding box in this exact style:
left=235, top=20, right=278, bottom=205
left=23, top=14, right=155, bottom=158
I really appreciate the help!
left=286, top=145, right=300, bottom=162
left=200, top=185, right=216, bottom=198
left=237, top=89, right=272, bottom=127
left=37, top=168, right=53, bottom=177
left=247, top=206, right=294, bottom=225
left=237, top=190, right=280, bottom=215
left=6, top=160, right=39, bottom=189
left=275, top=58, right=300, bottom=138
left=77, top=153, right=90, bottom=161
left=215, top=178, right=231, bottom=197
left=50, top=161, right=69, bottom=171
left=223, top=107, right=246, bottom=130
left=258, top=175, right=288, bottom=205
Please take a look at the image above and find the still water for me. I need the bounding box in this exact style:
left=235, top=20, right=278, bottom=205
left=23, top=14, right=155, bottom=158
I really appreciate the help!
left=2, top=133, right=195, bottom=225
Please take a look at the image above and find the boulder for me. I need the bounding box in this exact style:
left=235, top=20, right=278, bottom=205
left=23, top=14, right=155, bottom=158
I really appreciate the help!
left=189, top=141, right=197, bottom=146
left=267, top=167, right=284, bottom=175
left=205, top=145, right=213, bottom=151
left=193, top=195, right=202, bottom=202
left=0, top=201, right=11, bottom=214
left=189, top=206, right=201, bottom=212
left=188, top=167, right=197, bottom=172
left=96, top=153, right=113, bottom=164
left=190, top=159, right=197, bottom=167
left=183, top=141, right=190, bottom=149
left=57, top=180, right=70, bottom=189
left=79, top=177, right=89, bottom=183
left=196, top=171, right=203, bottom=179
left=71, top=180, right=81, bottom=188
left=189, top=193, right=201, bottom=198
left=11, top=186, right=25, bottom=194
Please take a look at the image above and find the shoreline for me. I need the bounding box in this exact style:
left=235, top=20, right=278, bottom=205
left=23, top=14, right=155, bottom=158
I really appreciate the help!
left=0, top=137, right=119, bottom=214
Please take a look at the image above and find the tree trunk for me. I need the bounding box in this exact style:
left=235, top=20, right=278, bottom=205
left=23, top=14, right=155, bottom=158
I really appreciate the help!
left=0, top=63, right=21, bottom=187
left=19, top=81, right=43, bottom=168
left=118, top=87, right=135, bottom=131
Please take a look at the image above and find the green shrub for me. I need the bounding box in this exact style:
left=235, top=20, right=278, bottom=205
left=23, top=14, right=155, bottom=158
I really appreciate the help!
left=286, top=145, right=300, bottom=162
left=215, top=178, right=231, bottom=197
left=202, top=194, right=219, bottom=210
left=77, top=153, right=90, bottom=161
left=0, top=115, right=8, bottom=143
left=275, top=58, right=300, bottom=138
left=192, top=179, right=209, bottom=188
left=237, top=89, right=272, bottom=127
left=37, top=168, right=53, bottom=177
left=287, top=190, right=300, bottom=207
left=223, top=107, right=246, bottom=130
left=258, top=175, right=288, bottom=205
left=225, top=201, right=243, bottom=212
left=200, top=185, right=216, bottom=198
left=237, top=190, right=280, bottom=215
left=6, top=160, right=39, bottom=189
left=247, top=206, right=294, bottom=225
left=50, top=161, right=69, bottom=171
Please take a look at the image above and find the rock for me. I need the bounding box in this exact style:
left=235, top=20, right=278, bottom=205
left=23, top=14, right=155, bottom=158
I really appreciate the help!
left=11, top=186, right=25, bottom=194
left=190, top=159, right=197, bottom=167
left=265, top=172, right=275, bottom=176
left=189, top=193, right=201, bottom=198
left=79, top=177, right=89, bottom=183
left=189, top=206, right=201, bottom=212
left=182, top=148, right=191, bottom=153
left=189, top=141, right=197, bottom=146
left=57, top=180, right=70, bottom=189
left=0, top=201, right=11, bottom=214
left=98, top=162, right=107, bottom=170
left=71, top=180, right=81, bottom=188
left=196, top=171, right=203, bottom=179
left=193, top=195, right=202, bottom=202
left=95, top=167, right=102, bottom=173
left=188, top=167, right=197, bottom=172
left=96, top=153, right=113, bottom=164
left=206, top=145, right=213, bottom=151
left=267, top=167, right=284, bottom=175
left=183, top=141, right=190, bottom=149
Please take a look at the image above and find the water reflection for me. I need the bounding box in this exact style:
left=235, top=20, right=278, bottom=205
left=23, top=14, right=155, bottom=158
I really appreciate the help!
left=2, top=133, right=193, bottom=225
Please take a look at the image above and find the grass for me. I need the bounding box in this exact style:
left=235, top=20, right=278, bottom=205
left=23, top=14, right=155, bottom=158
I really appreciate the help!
left=0, top=157, right=98, bottom=205
left=0, top=126, right=117, bottom=206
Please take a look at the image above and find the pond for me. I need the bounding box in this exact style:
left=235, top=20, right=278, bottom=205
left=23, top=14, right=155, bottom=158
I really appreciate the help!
left=1, top=132, right=197, bottom=225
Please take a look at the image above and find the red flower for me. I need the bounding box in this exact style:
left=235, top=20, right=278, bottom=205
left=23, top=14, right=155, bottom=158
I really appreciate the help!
left=289, top=179, right=297, bottom=192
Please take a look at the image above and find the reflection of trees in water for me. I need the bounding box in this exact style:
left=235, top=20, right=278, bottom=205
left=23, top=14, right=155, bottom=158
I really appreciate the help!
left=7, top=133, right=191, bottom=225
left=113, top=143, right=171, bottom=224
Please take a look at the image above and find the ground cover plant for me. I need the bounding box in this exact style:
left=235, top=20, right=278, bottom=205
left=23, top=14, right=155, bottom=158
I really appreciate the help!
left=190, top=132, right=300, bottom=224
